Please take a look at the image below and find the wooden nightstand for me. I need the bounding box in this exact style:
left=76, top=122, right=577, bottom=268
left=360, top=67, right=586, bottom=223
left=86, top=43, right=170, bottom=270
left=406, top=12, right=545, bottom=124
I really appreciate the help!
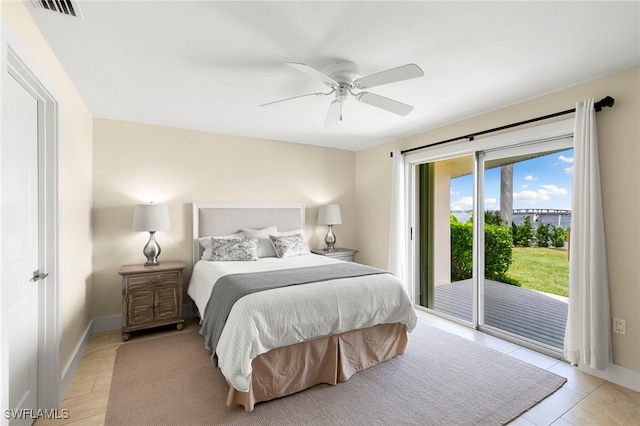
left=311, top=248, right=358, bottom=262
left=119, top=260, right=185, bottom=341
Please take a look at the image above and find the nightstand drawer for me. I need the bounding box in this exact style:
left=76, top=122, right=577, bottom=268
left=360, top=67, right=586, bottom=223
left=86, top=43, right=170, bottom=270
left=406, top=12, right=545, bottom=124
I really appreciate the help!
left=329, top=253, right=355, bottom=262
left=311, top=248, right=358, bottom=262
left=127, top=271, right=178, bottom=288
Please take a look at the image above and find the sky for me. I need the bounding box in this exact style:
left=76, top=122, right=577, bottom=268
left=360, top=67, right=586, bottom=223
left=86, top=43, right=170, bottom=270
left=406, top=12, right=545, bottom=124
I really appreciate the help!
left=450, top=148, right=574, bottom=212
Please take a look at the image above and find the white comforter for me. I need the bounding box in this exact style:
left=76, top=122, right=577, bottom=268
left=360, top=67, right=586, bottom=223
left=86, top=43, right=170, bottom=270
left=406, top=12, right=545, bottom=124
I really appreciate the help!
left=188, top=254, right=417, bottom=392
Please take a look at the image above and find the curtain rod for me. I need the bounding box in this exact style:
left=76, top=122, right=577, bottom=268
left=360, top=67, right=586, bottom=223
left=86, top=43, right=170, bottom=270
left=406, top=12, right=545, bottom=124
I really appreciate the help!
left=395, top=96, right=615, bottom=157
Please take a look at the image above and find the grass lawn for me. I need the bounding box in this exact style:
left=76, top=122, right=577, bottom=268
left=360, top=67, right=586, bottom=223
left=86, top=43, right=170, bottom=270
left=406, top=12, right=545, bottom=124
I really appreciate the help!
left=504, top=247, right=569, bottom=297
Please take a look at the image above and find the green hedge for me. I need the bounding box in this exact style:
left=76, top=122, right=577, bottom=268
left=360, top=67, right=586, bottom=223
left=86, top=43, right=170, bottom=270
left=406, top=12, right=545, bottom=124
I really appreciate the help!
left=450, top=217, right=473, bottom=281
left=512, top=215, right=534, bottom=247
left=484, top=224, right=513, bottom=280
left=535, top=222, right=568, bottom=248
left=451, top=216, right=513, bottom=281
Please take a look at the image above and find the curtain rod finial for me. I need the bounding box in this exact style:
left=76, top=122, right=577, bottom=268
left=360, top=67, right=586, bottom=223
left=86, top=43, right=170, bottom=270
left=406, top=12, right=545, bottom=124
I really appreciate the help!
left=595, top=96, right=615, bottom=112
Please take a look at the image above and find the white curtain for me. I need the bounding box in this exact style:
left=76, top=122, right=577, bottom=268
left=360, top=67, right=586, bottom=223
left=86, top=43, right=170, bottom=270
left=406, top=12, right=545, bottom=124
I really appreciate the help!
left=388, top=149, right=412, bottom=299
left=564, top=99, right=612, bottom=370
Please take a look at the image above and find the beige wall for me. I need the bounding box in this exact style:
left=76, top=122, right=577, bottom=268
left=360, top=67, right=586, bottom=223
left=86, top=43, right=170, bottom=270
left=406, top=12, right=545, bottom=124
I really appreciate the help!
left=91, top=119, right=356, bottom=318
left=355, top=67, right=640, bottom=373
left=433, top=162, right=451, bottom=286
left=1, top=2, right=94, bottom=372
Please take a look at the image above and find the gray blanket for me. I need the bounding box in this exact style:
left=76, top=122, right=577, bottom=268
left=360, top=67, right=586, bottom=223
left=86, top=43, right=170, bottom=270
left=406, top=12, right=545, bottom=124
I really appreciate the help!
left=200, top=262, right=390, bottom=367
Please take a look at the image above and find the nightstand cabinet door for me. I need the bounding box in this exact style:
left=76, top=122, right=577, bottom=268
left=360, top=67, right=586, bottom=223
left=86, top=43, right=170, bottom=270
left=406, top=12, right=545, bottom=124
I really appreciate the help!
left=119, top=261, right=185, bottom=341
left=154, top=286, right=180, bottom=321
left=127, top=289, right=154, bottom=326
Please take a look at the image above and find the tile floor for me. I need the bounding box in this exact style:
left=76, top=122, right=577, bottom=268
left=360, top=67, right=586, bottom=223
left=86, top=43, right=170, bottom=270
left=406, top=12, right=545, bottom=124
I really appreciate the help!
left=34, top=310, right=639, bottom=426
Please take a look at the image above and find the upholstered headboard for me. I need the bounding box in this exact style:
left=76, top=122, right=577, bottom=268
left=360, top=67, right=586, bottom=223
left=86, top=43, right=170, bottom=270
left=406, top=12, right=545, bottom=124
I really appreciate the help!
left=192, top=203, right=305, bottom=266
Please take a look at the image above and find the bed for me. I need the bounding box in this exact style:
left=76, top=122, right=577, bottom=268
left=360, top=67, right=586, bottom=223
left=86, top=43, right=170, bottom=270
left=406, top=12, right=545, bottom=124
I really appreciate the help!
left=188, top=203, right=417, bottom=411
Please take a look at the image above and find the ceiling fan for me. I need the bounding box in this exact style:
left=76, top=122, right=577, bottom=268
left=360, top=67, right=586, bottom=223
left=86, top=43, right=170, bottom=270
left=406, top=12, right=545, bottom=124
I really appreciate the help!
left=261, top=60, right=424, bottom=126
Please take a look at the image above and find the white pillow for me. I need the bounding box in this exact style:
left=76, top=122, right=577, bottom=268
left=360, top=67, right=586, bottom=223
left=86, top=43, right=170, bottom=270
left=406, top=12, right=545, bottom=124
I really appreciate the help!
left=199, top=232, right=244, bottom=260
left=242, top=226, right=278, bottom=257
left=204, top=237, right=258, bottom=261
left=269, top=233, right=311, bottom=258
left=278, top=228, right=304, bottom=237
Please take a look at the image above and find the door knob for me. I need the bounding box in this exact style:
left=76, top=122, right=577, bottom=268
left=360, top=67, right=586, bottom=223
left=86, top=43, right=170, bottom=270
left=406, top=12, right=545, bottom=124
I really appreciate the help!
left=30, top=270, right=49, bottom=282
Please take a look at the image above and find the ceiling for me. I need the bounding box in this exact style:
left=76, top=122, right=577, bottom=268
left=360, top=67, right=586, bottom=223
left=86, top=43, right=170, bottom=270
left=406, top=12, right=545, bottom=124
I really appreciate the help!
left=26, top=1, right=640, bottom=151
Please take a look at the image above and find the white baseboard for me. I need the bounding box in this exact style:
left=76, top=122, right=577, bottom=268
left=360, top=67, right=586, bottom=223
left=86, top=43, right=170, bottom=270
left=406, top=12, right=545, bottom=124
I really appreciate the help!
left=59, top=303, right=196, bottom=398
left=60, top=321, right=92, bottom=404
left=92, top=314, right=121, bottom=333
left=579, top=362, right=640, bottom=392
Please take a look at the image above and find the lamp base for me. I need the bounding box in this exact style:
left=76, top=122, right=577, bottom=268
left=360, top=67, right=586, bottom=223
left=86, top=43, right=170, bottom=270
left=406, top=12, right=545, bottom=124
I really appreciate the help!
left=324, top=225, right=336, bottom=251
left=143, top=231, right=161, bottom=266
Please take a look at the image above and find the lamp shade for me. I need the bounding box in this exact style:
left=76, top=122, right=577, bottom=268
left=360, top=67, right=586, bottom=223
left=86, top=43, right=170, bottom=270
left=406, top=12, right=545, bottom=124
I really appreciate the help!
left=318, top=204, right=342, bottom=225
left=131, top=204, right=170, bottom=232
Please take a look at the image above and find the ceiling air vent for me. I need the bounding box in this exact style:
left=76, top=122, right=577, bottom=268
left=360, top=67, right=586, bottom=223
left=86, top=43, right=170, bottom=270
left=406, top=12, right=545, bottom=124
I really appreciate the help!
left=31, top=0, right=84, bottom=20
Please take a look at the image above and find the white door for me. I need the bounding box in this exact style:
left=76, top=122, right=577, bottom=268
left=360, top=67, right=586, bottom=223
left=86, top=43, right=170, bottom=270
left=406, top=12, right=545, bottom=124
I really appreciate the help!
left=2, top=74, right=40, bottom=425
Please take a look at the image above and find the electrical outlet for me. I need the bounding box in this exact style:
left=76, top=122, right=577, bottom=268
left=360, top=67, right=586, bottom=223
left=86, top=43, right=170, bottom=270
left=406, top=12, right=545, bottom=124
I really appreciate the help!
left=613, top=318, right=626, bottom=335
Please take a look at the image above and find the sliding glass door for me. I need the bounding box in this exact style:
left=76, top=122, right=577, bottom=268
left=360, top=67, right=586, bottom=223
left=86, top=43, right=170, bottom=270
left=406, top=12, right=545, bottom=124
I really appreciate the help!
left=417, top=156, right=475, bottom=325
left=479, top=140, right=572, bottom=352
left=409, top=120, right=574, bottom=355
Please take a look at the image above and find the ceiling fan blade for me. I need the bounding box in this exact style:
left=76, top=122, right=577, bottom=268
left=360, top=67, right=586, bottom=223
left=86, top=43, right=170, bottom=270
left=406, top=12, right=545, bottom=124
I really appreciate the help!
left=287, top=62, right=339, bottom=87
left=260, top=91, right=332, bottom=107
left=325, top=99, right=343, bottom=127
left=353, top=64, right=424, bottom=89
left=356, top=92, right=414, bottom=116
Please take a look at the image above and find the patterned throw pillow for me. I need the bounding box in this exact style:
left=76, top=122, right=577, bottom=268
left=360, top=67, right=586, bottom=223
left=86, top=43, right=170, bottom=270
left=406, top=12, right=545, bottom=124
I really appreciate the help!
left=242, top=226, right=278, bottom=257
left=205, top=238, right=258, bottom=261
left=269, top=233, right=311, bottom=258
left=199, top=232, right=244, bottom=260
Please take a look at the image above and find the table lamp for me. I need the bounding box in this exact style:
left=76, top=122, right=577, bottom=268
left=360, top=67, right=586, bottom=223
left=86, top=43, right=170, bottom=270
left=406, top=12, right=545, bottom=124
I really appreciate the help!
left=132, top=203, right=170, bottom=266
left=318, top=204, right=342, bottom=251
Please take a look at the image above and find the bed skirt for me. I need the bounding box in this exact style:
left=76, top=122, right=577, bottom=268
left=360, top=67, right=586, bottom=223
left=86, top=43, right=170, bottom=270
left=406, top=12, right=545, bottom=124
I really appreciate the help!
left=226, top=322, right=408, bottom=412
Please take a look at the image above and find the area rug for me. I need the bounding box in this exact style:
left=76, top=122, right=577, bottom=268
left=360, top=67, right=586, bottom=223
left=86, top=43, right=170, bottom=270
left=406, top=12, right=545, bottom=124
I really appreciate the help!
left=105, top=322, right=566, bottom=425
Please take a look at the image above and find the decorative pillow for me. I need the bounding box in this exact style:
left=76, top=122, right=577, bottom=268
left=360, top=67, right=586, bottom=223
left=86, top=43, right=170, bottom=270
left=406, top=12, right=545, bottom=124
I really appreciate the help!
left=199, top=232, right=244, bottom=260
left=204, top=237, right=258, bottom=261
left=269, top=233, right=311, bottom=258
left=242, top=226, right=278, bottom=257
left=278, top=229, right=304, bottom=237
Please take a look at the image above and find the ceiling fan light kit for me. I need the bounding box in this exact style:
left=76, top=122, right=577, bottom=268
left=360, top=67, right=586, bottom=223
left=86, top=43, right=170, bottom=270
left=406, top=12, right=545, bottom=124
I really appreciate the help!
left=261, top=59, right=424, bottom=126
